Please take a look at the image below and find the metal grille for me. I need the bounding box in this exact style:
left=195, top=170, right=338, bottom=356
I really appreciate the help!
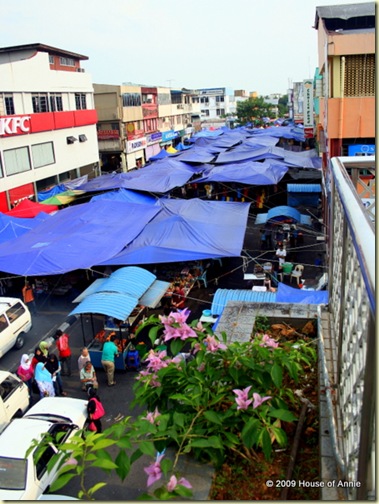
left=328, top=157, right=375, bottom=499
left=344, top=54, right=375, bottom=97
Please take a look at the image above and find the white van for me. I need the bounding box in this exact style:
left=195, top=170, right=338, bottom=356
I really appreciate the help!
left=0, top=297, right=32, bottom=357
left=0, top=370, right=29, bottom=432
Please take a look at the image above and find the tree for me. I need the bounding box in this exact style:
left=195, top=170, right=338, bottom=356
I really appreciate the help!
left=236, top=97, right=276, bottom=127
left=278, top=94, right=289, bottom=117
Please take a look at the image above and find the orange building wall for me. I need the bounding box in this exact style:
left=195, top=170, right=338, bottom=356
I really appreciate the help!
left=319, top=96, right=375, bottom=139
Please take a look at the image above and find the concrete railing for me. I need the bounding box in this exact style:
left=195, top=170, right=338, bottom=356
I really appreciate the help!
left=326, top=156, right=375, bottom=499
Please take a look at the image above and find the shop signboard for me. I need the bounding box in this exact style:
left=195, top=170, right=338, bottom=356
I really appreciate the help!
left=97, top=129, right=119, bottom=140
left=304, top=127, right=314, bottom=138
left=348, top=144, right=375, bottom=156
left=303, top=79, right=314, bottom=130
left=146, top=132, right=162, bottom=145
left=161, top=130, right=180, bottom=142
left=126, top=137, right=147, bottom=153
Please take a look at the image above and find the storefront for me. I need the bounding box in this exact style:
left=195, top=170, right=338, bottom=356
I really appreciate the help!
left=126, top=137, right=147, bottom=170
left=145, top=132, right=162, bottom=161
left=160, top=130, right=181, bottom=149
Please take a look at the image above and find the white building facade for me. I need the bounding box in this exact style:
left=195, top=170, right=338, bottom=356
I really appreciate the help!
left=0, top=43, right=99, bottom=212
left=198, top=87, right=236, bottom=121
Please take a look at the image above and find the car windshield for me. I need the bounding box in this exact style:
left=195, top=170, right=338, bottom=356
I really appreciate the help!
left=0, top=456, right=27, bottom=490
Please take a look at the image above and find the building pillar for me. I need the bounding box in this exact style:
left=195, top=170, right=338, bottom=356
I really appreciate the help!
left=120, top=152, right=127, bottom=172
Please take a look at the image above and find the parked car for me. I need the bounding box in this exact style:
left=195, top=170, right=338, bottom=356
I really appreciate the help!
left=0, top=370, right=29, bottom=432
left=0, top=397, right=87, bottom=500
left=0, top=297, right=32, bottom=356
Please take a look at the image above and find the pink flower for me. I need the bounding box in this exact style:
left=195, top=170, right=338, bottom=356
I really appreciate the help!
left=252, top=392, right=272, bottom=409
left=167, top=475, right=192, bottom=492
left=204, top=335, right=227, bottom=352
left=142, top=407, right=160, bottom=424
left=163, top=323, right=197, bottom=342
left=144, top=454, right=164, bottom=487
left=259, top=334, right=279, bottom=348
left=233, top=386, right=253, bottom=410
left=169, top=308, right=191, bottom=324
left=145, top=350, right=168, bottom=372
left=62, top=457, right=78, bottom=468
left=194, top=320, right=205, bottom=332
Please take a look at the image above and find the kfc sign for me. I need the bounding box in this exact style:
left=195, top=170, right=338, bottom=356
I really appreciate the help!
left=0, top=116, right=31, bottom=136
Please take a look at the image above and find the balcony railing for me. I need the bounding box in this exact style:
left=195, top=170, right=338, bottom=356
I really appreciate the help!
left=324, top=156, right=375, bottom=499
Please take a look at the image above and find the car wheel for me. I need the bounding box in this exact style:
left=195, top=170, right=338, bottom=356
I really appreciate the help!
left=14, top=333, right=25, bottom=349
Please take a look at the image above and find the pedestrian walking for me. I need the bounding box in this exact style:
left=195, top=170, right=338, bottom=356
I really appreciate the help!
left=39, top=340, right=50, bottom=358
left=31, top=346, right=47, bottom=370
left=55, top=329, right=72, bottom=376
left=101, top=335, right=119, bottom=386
left=87, top=388, right=105, bottom=433
left=45, top=354, right=67, bottom=396
left=17, top=354, right=34, bottom=396
left=22, top=280, right=37, bottom=315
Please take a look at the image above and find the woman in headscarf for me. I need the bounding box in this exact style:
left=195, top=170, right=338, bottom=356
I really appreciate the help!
left=17, top=354, right=34, bottom=394
left=39, top=341, right=50, bottom=358
left=34, top=362, right=55, bottom=398
left=44, top=354, right=67, bottom=397
left=31, top=346, right=47, bottom=370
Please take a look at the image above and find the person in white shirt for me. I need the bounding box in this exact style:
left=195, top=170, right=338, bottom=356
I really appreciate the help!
left=276, top=244, right=287, bottom=268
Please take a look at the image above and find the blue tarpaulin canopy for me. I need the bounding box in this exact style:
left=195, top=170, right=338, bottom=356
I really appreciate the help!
left=91, top=188, right=157, bottom=205
left=255, top=205, right=313, bottom=226
left=0, top=201, right=160, bottom=276
left=287, top=184, right=322, bottom=207
left=78, top=158, right=198, bottom=194
left=0, top=212, right=50, bottom=244
left=193, top=160, right=288, bottom=185
left=101, top=198, right=251, bottom=265
left=174, top=148, right=217, bottom=163
left=276, top=283, right=328, bottom=304
left=37, top=185, right=66, bottom=202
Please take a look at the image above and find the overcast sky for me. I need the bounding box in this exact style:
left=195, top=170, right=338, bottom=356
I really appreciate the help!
left=3, top=0, right=355, bottom=95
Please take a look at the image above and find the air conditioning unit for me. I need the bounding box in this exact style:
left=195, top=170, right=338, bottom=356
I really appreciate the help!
left=76, top=68, right=85, bottom=73
left=177, top=104, right=184, bottom=109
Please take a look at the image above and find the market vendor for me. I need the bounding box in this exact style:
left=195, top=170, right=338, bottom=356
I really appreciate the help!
left=171, top=282, right=186, bottom=310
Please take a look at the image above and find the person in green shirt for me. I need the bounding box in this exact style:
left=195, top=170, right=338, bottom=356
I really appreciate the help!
left=101, top=336, right=119, bottom=386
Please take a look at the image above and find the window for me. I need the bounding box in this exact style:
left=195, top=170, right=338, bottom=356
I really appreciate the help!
left=122, top=93, right=141, bottom=107
left=34, top=444, right=57, bottom=480
left=200, top=97, right=209, bottom=104
left=344, top=54, right=375, bottom=97
left=3, top=147, right=31, bottom=175
left=0, top=315, right=8, bottom=333
left=201, top=109, right=210, bottom=117
left=0, top=376, right=20, bottom=401
left=32, top=93, right=49, bottom=113
left=6, top=302, right=26, bottom=323
left=0, top=94, right=16, bottom=115
left=0, top=457, right=27, bottom=490
left=32, top=142, right=55, bottom=168
left=49, top=94, right=63, bottom=112
left=48, top=54, right=54, bottom=64
left=216, top=95, right=224, bottom=102
left=75, top=93, right=87, bottom=110
left=59, top=57, right=75, bottom=66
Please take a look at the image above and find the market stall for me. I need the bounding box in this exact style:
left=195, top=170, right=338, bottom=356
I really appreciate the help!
left=70, top=267, right=170, bottom=370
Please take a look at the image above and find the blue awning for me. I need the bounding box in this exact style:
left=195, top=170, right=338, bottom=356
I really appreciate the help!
left=287, top=184, right=322, bottom=193
left=70, top=266, right=169, bottom=318
left=211, top=289, right=276, bottom=315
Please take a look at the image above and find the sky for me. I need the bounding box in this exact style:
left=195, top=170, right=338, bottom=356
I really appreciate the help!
left=3, top=0, right=358, bottom=96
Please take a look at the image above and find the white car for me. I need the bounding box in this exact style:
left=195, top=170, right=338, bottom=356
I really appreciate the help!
left=0, top=397, right=87, bottom=500
left=0, top=370, right=29, bottom=431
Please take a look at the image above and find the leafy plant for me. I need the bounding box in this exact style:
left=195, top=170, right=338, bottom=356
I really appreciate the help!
left=41, top=308, right=316, bottom=499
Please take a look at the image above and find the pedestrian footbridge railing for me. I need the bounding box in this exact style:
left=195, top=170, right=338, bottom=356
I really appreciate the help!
left=324, top=156, right=375, bottom=499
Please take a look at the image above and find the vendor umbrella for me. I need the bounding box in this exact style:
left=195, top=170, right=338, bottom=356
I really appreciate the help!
left=41, top=190, right=85, bottom=206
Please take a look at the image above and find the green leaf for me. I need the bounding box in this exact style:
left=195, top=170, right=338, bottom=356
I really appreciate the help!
left=204, top=410, right=223, bottom=425
left=268, top=408, right=297, bottom=422
left=170, top=338, right=184, bottom=356
left=223, top=431, right=240, bottom=446
left=260, top=428, right=272, bottom=460
left=270, top=426, right=288, bottom=447
left=115, top=450, right=130, bottom=481
left=92, top=458, right=118, bottom=470
left=160, top=457, right=172, bottom=476
left=271, top=363, right=283, bottom=388
left=173, top=411, right=185, bottom=428
left=92, top=438, right=117, bottom=450
left=148, top=324, right=163, bottom=346
left=130, top=448, right=143, bottom=464
left=49, top=473, right=76, bottom=493
left=191, top=435, right=223, bottom=449
left=87, top=482, right=107, bottom=496
left=139, top=440, right=156, bottom=457
left=241, top=418, right=261, bottom=449
left=175, top=485, right=194, bottom=498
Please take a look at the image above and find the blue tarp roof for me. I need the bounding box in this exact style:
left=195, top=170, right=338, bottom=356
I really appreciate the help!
left=254, top=205, right=312, bottom=226
left=91, top=188, right=157, bottom=205
left=287, top=184, right=322, bottom=193
left=70, top=292, right=139, bottom=320
left=78, top=159, right=198, bottom=194
left=211, top=283, right=328, bottom=316
left=0, top=212, right=50, bottom=244
left=101, top=198, right=251, bottom=266
left=149, top=149, right=170, bottom=161
left=276, top=283, right=328, bottom=304
left=0, top=201, right=160, bottom=276
left=193, top=160, right=288, bottom=185
left=37, top=185, right=66, bottom=202
left=175, top=148, right=217, bottom=163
